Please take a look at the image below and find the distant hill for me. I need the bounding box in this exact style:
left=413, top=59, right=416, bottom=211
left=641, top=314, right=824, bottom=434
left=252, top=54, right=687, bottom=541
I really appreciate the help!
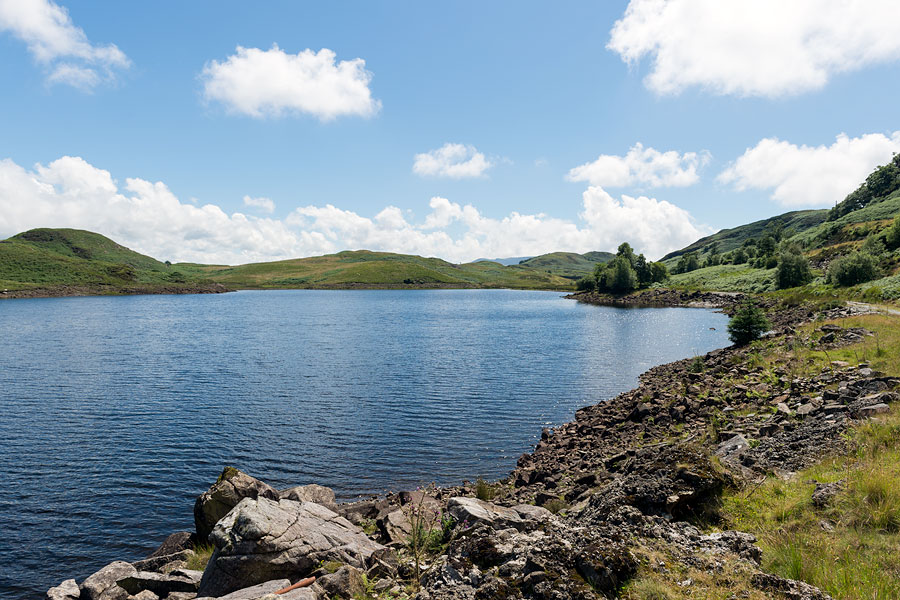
left=1, top=229, right=615, bottom=296
left=517, top=251, right=614, bottom=279
left=474, top=256, right=533, bottom=266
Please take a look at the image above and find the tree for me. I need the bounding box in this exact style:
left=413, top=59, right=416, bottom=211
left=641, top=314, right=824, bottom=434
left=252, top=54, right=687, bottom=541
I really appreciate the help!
left=727, top=301, right=771, bottom=346
left=775, top=250, right=813, bottom=289
left=606, top=256, right=638, bottom=293
left=731, top=248, right=748, bottom=264
left=649, top=261, right=668, bottom=284
left=634, top=253, right=652, bottom=287
left=676, top=252, right=700, bottom=274
left=827, top=252, right=880, bottom=286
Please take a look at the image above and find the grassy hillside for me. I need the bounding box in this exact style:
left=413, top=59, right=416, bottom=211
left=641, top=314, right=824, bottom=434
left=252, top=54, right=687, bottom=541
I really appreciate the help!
left=0, top=228, right=209, bottom=293
left=517, top=251, right=613, bottom=279
left=179, top=250, right=578, bottom=290
left=2, top=229, right=612, bottom=296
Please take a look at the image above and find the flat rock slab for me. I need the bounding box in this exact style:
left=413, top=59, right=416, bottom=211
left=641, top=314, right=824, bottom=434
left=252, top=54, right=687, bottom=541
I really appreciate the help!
left=447, top=497, right=526, bottom=531
left=195, top=578, right=290, bottom=600
left=858, top=403, right=890, bottom=418
left=198, top=497, right=385, bottom=597
left=279, top=484, right=338, bottom=511
left=117, top=570, right=200, bottom=596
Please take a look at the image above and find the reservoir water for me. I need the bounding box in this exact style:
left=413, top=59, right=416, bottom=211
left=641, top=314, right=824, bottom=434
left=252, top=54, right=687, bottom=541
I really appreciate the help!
left=0, top=289, right=730, bottom=598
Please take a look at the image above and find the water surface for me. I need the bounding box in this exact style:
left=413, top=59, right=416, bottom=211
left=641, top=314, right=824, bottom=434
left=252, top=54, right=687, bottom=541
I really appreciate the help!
left=0, top=289, right=730, bottom=598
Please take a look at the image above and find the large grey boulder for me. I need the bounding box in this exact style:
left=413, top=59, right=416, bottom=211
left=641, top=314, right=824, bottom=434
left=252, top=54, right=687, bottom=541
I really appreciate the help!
left=447, top=497, right=526, bottom=531
left=279, top=484, right=338, bottom=511
left=197, top=497, right=385, bottom=597
left=80, top=561, right=136, bottom=600
left=47, top=579, right=80, bottom=600
left=194, top=467, right=278, bottom=542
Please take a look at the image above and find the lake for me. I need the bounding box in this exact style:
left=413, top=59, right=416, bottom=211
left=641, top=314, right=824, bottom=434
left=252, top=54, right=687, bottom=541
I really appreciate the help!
left=0, top=289, right=730, bottom=598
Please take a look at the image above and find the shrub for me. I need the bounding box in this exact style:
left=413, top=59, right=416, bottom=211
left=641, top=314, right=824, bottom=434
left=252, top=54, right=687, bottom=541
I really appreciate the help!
left=474, top=478, right=496, bottom=501
left=827, top=252, right=880, bottom=286
left=727, top=301, right=771, bottom=345
left=576, top=276, right=596, bottom=292
left=776, top=251, right=813, bottom=289
left=886, top=215, right=900, bottom=249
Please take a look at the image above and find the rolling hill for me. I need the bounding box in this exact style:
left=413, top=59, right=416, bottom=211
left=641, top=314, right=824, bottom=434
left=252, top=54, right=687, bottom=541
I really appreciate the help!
left=0, top=228, right=614, bottom=297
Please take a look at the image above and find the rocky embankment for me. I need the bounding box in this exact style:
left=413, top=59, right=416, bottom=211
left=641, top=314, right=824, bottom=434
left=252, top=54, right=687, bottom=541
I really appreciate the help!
left=46, top=303, right=898, bottom=600
left=565, top=289, right=746, bottom=310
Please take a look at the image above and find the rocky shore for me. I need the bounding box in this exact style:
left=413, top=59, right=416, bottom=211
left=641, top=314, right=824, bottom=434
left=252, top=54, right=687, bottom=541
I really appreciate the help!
left=45, top=300, right=898, bottom=600
left=0, top=283, right=230, bottom=300
left=565, top=289, right=747, bottom=310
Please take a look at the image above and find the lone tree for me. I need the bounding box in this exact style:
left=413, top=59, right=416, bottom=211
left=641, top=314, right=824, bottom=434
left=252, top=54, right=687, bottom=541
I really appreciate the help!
left=775, top=249, right=813, bottom=289
left=727, top=301, right=771, bottom=345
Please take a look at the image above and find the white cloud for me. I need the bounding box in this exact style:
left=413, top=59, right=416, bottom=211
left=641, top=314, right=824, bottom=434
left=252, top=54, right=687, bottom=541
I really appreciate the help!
left=608, top=0, right=900, bottom=97
left=718, top=132, right=900, bottom=207
left=0, top=0, right=129, bottom=90
left=242, top=195, right=275, bottom=214
left=201, top=45, right=381, bottom=120
left=0, top=156, right=708, bottom=264
left=567, top=143, right=709, bottom=188
left=412, top=143, right=493, bottom=179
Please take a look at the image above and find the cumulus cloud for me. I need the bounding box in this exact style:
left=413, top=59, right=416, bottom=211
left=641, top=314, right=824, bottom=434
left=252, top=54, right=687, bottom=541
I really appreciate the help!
left=0, top=0, right=129, bottom=90
left=0, top=156, right=708, bottom=264
left=608, top=0, right=900, bottom=97
left=567, top=143, right=709, bottom=188
left=201, top=45, right=381, bottom=120
left=412, top=143, right=493, bottom=179
left=718, top=132, right=900, bottom=207
left=243, top=195, right=275, bottom=213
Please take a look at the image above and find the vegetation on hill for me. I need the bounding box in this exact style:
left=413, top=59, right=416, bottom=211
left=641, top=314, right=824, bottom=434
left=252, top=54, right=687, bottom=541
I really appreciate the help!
left=575, top=243, right=668, bottom=294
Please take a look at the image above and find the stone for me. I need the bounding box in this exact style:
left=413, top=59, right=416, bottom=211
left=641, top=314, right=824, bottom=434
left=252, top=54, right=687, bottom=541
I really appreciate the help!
left=337, top=498, right=391, bottom=526
left=278, top=484, right=338, bottom=511
left=145, top=532, right=193, bottom=560
left=776, top=402, right=792, bottom=415
left=366, top=547, right=400, bottom=578
left=858, top=403, right=890, bottom=418
left=317, top=566, right=367, bottom=599
left=80, top=561, right=137, bottom=600
left=512, top=504, right=553, bottom=522
left=198, top=578, right=290, bottom=600
left=197, top=497, right=384, bottom=597
left=193, top=468, right=278, bottom=543
left=447, top=497, right=525, bottom=531
left=823, top=404, right=846, bottom=415
left=129, top=592, right=158, bottom=600
left=378, top=508, right=412, bottom=544
left=758, top=423, right=781, bottom=437
left=715, top=434, right=750, bottom=459
left=47, top=579, right=80, bottom=600
left=575, top=542, right=637, bottom=595
left=751, top=572, right=832, bottom=599
left=132, top=550, right=193, bottom=574
left=796, top=404, right=817, bottom=417
left=627, top=402, right=651, bottom=422
left=811, top=480, right=844, bottom=508
left=116, top=571, right=200, bottom=597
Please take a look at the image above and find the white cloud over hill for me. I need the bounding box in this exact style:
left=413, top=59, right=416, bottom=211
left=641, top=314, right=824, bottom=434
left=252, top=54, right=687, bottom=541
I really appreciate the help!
left=719, top=132, right=900, bottom=207
left=608, top=0, right=900, bottom=97
left=0, top=156, right=708, bottom=263
left=567, top=143, right=709, bottom=188
left=201, top=45, right=381, bottom=120
left=0, top=0, right=130, bottom=90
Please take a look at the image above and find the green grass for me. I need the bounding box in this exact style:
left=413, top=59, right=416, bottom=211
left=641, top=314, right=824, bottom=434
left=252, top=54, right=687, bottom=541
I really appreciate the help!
left=668, top=264, right=777, bottom=292
left=185, top=542, right=215, bottom=571
left=719, top=406, right=900, bottom=599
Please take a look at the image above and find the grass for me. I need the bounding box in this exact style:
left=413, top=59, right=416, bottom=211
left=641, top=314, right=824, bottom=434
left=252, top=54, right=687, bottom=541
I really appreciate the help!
left=474, top=478, right=497, bottom=501
left=668, top=264, right=776, bottom=293
left=718, top=406, right=900, bottom=599
left=185, top=542, right=215, bottom=571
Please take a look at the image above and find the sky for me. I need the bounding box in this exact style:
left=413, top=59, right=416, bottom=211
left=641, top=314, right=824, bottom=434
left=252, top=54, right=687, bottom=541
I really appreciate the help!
left=2, top=0, right=900, bottom=264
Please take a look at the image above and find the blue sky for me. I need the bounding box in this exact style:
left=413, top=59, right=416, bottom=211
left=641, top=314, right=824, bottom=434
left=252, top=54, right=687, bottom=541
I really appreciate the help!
left=2, top=0, right=900, bottom=263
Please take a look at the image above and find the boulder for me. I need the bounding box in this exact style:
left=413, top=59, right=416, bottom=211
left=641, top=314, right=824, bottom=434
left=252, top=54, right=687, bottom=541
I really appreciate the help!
left=198, top=497, right=385, bottom=597
left=80, top=561, right=137, bottom=600
left=378, top=508, right=412, bottom=544
left=447, top=497, right=525, bottom=531
left=128, top=592, right=158, bottom=600
left=318, top=566, right=367, bottom=599
left=47, top=579, right=80, bottom=600
left=337, top=498, right=391, bottom=526
left=811, top=480, right=844, bottom=508
left=132, top=550, right=193, bottom=573
left=145, top=532, right=193, bottom=559
left=715, top=434, right=750, bottom=459
left=858, top=403, right=890, bottom=418
left=278, top=484, right=338, bottom=511
left=194, top=467, right=278, bottom=543
left=116, top=570, right=201, bottom=597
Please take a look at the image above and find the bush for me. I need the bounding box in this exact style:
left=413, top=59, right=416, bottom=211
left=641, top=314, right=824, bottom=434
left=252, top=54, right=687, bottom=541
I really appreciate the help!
left=576, top=276, right=596, bottom=292
left=827, top=252, right=880, bottom=286
left=886, top=215, right=900, bottom=249
left=727, top=301, right=771, bottom=345
left=776, top=251, right=813, bottom=289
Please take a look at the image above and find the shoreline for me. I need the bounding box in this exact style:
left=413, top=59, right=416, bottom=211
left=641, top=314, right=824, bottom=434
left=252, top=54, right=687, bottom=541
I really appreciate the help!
left=42, top=297, right=900, bottom=599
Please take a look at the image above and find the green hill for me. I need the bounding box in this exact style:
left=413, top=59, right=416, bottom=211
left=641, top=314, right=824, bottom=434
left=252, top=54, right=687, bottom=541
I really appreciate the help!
left=2, top=229, right=617, bottom=296
left=179, top=249, right=578, bottom=290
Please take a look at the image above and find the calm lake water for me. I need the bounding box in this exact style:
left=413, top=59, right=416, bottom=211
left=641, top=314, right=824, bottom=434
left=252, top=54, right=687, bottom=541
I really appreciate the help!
left=0, top=289, right=730, bottom=598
